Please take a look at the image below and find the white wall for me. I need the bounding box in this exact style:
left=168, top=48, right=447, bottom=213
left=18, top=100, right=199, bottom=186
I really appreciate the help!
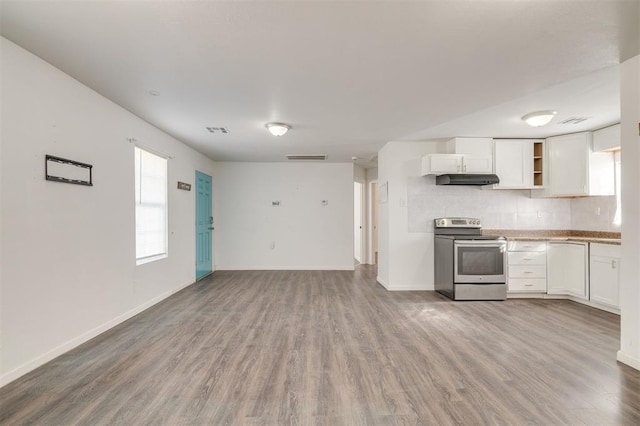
left=618, top=55, right=640, bottom=371
left=354, top=164, right=366, bottom=183
left=366, top=167, right=378, bottom=265
left=378, top=141, right=572, bottom=291
left=214, top=162, right=353, bottom=270
left=0, top=38, right=216, bottom=385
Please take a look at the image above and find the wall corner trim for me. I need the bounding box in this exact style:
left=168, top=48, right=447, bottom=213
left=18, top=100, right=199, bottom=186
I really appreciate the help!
left=617, top=350, right=640, bottom=371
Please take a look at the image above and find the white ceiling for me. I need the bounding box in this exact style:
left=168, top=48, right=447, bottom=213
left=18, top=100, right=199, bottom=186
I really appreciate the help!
left=1, top=1, right=638, bottom=166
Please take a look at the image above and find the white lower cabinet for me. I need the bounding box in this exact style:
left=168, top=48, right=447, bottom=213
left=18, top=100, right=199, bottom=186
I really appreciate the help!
left=589, top=243, right=621, bottom=310
left=507, top=239, right=620, bottom=313
left=507, top=241, right=547, bottom=293
left=547, top=242, right=589, bottom=300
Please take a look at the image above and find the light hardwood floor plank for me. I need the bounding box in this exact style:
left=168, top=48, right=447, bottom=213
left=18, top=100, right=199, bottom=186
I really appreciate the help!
left=1, top=266, right=639, bottom=425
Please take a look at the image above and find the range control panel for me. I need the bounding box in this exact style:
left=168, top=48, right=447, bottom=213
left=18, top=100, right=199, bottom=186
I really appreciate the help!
left=434, top=217, right=482, bottom=229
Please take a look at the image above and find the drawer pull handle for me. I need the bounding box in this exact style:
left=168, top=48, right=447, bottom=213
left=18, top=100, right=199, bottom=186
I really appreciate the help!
left=523, top=258, right=533, bottom=261
left=524, top=284, right=533, bottom=287
left=523, top=271, right=533, bottom=274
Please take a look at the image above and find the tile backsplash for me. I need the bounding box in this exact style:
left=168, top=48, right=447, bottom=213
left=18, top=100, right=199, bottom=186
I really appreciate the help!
left=571, top=196, right=620, bottom=232
left=407, top=176, right=620, bottom=233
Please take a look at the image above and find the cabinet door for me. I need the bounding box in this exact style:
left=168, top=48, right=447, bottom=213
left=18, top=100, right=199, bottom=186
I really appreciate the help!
left=494, top=140, right=534, bottom=188
left=548, top=133, right=589, bottom=196
left=462, top=156, right=493, bottom=173
left=593, top=124, right=620, bottom=152
left=590, top=256, right=620, bottom=308
left=547, top=242, right=588, bottom=298
left=427, top=154, right=463, bottom=174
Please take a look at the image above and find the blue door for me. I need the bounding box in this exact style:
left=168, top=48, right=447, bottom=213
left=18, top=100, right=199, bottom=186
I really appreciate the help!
left=195, top=171, right=213, bottom=280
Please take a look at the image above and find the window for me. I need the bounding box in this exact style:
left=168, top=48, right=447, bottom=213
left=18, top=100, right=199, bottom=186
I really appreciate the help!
left=135, top=147, right=168, bottom=264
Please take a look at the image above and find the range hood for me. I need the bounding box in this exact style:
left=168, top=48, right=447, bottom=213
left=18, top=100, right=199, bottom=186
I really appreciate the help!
left=436, top=174, right=500, bottom=186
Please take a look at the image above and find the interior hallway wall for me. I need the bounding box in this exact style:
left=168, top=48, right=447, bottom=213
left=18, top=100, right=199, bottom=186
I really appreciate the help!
left=377, top=141, right=572, bottom=291
left=214, top=162, right=354, bottom=270
left=0, top=38, right=216, bottom=385
left=618, top=54, right=640, bottom=371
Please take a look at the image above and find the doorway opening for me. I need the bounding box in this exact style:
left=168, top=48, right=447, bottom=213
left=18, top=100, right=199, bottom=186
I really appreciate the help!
left=370, top=181, right=378, bottom=265
left=354, top=182, right=364, bottom=265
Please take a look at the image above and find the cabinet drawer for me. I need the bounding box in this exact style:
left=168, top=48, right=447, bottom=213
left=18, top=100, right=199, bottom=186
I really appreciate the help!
left=508, top=251, right=546, bottom=265
left=508, top=241, right=547, bottom=252
left=590, top=243, right=621, bottom=258
left=508, top=278, right=547, bottom=292
left=509, top=265, right=547, bottom=278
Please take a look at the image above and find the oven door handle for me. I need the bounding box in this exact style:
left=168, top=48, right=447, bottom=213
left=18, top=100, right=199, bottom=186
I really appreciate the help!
left=454, top=240, right=506, bottom=247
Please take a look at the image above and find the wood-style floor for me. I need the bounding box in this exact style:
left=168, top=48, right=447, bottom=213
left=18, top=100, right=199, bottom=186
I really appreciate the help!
left=2, top=266, right=639, bottom=425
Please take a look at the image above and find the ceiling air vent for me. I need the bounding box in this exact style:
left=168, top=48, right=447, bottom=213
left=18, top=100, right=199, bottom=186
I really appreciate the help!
left=206, top=127, right=229, bottom=134
left=558, top=117, right=591, bottom=125
left=286, top=155, right=327, bottom=161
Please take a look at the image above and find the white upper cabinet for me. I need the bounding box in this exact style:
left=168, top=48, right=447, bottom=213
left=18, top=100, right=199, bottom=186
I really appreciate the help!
left=421, top=137, right=493, bottom=175
left=593, top=124, right=621, bottom=152
left=493, top=140, right=534, bottom=189
left=422, top=154, right=463, bottom=174
left=547, top=132, right=614, bottom=197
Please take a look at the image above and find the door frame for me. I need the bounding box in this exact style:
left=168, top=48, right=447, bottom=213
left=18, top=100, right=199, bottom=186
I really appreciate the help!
left=354, top=181, right=365, bottom=263
left=368, top=180, right=378, bottom=265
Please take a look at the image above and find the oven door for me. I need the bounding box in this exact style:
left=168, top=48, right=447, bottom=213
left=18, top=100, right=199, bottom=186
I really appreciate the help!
left=454, top=240, right=507, bottom=283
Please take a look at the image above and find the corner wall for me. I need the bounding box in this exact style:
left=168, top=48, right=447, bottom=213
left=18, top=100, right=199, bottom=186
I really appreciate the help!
left=0, top=38, right=216, bottom=385
left=618, top=55, right=640, bottom=371
left=214, top=162, right=354, bottom=270
left=377, top=141, right=572, bottom=291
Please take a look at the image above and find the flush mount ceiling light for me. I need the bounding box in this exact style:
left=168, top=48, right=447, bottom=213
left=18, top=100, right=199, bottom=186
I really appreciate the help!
left=265, top=122, right=290, bottom=136
left=522, top=110, right=556, bottom=127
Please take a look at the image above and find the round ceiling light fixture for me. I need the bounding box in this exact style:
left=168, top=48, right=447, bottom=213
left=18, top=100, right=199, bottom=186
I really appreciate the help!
left=265, top=122, right=291, bottom=136
left=522, top=110, right=556, bottom=127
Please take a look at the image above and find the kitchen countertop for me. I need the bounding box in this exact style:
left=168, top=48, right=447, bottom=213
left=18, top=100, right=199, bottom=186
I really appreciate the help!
left=482, top=229, right=621, bottom=245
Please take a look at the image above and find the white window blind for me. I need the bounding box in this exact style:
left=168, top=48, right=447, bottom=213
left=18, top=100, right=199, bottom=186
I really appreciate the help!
left=135, top=147, right=168, bottom=263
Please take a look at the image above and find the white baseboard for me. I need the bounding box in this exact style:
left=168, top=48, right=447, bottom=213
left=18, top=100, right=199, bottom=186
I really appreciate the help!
left=0, top=279, right=194, bottom=388
left=544, top=294, right=620, bottom=315
left=376, top=276, right=389, bottom=289
left=215, top=266, right=355, bottom=271
left=507, top=292, right=547, bottom=299
left=617, top=350, right=640, bottom=371
left=376, top=277, right=430, bottom=291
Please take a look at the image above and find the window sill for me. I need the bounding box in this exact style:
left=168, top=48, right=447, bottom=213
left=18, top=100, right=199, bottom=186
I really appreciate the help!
left=136, top=254, right=168, bottom=266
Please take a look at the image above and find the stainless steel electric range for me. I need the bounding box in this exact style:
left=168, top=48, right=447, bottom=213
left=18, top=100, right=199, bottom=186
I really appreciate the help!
left=434, top=217, right=507, bottom=301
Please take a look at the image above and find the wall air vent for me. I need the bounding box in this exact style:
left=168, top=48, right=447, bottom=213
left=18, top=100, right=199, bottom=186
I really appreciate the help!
left=285, top=155, right=327, bottom=161
left=206, top=127, right=229, bottom=134
left=558, top=117, right=591, bottom=125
